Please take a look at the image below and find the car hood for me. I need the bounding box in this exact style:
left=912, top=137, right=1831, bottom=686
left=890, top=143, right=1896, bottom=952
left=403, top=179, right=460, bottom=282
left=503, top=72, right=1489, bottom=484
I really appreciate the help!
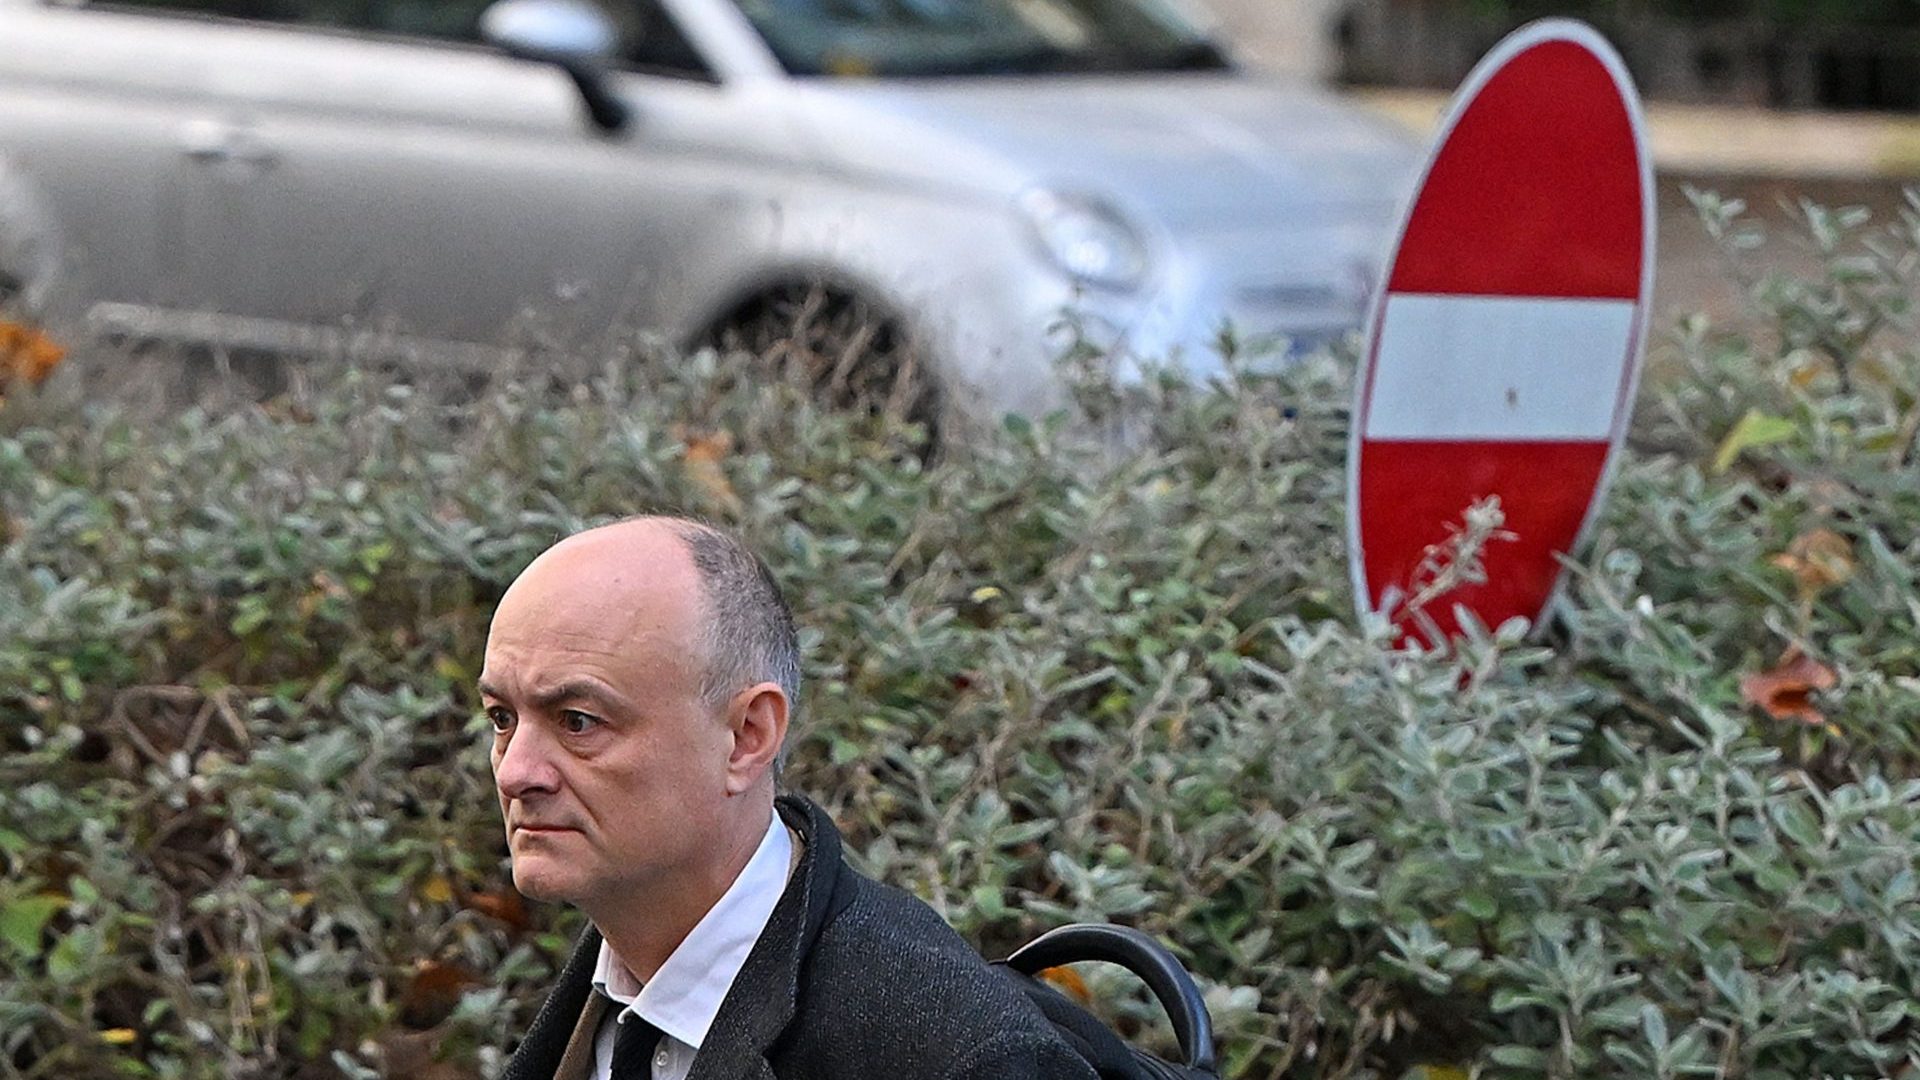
left=791, top=73, right=1421, bottom=231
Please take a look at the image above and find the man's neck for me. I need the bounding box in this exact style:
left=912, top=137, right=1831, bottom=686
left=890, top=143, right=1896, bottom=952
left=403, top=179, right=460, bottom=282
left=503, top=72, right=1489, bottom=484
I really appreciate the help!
left=586, top=791, right=778, bottom=983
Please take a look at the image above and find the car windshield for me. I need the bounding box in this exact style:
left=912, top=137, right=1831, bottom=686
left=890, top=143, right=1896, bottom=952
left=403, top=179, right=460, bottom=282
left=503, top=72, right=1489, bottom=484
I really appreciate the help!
left=727, top=0, right=1230, bottom=77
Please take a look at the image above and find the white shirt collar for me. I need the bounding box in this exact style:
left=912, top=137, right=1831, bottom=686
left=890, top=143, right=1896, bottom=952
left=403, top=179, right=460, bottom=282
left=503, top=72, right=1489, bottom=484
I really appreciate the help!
left=590, top=811, right=792, bottom=1050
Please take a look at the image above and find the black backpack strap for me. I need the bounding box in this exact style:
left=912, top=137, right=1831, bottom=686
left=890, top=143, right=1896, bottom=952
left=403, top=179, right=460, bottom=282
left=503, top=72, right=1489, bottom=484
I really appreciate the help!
left=996, top=923, right=1218, bottom=1079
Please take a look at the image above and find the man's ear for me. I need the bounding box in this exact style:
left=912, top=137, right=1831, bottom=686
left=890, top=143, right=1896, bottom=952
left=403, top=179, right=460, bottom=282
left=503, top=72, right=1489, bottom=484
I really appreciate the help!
left=724, top=682, right=788, bottom=794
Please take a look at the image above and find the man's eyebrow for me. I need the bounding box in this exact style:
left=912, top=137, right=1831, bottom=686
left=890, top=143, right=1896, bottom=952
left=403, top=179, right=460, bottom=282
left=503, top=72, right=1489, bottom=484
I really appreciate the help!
left=479, top=678, right=622, bottom=710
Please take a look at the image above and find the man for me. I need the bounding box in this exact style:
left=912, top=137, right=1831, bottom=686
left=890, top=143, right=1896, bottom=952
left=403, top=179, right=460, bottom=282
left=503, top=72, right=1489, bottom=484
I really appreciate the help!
left=484, top=516, right=1096, bottom=1080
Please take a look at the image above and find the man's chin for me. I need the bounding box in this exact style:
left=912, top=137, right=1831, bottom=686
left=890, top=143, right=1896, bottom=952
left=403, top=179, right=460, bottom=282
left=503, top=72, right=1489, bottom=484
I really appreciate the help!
left=510, top=859, right=582, bottom=903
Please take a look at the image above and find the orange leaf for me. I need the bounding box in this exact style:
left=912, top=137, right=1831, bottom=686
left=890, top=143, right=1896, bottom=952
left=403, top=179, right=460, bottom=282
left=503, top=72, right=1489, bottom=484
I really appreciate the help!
left=1038, top=965, right=1092, bottom=1004
left=679, top=428, right=742, bottom=514
left=1739, top=650, right=1839, bottom=725
left=0, top=319, right=65, bottom=389
left=21, top=332, right=64, bottom=382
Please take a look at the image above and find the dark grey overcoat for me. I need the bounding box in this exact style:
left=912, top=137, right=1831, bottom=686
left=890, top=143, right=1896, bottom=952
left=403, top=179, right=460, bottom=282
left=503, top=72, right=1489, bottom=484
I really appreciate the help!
left=501, top=794, right=1098, bottom=1080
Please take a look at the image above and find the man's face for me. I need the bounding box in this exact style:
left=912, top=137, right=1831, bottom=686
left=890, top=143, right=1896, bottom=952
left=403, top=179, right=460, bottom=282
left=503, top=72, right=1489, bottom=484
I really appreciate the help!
left=479, top=527, right=735, bottom=907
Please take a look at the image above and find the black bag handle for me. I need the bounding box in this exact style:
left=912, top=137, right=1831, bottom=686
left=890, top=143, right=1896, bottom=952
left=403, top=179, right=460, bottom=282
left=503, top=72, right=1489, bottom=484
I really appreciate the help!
left=1004, top=924, right=1216, bottom=1075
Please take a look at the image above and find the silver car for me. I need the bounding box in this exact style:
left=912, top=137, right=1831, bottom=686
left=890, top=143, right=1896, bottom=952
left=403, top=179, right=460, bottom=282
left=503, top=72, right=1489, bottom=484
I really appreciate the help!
left=0, top=0, right=1417, bottom=420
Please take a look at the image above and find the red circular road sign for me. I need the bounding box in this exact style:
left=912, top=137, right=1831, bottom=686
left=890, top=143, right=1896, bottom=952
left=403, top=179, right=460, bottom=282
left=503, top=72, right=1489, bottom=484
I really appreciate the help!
left=1347, top=20, right=1654, bottom=648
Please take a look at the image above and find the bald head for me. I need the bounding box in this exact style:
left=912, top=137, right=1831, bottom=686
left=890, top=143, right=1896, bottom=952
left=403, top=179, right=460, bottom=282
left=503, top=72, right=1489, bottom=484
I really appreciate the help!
left=495, top=515, right=800, bottom=739
left=493, top=518, right=708, bottom=692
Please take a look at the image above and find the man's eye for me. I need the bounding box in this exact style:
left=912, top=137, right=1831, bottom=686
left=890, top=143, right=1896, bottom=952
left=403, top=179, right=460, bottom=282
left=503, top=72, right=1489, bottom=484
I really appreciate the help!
left=486, top=707, right=514, bottom=733
left=561, top=710, right=600, bottom=735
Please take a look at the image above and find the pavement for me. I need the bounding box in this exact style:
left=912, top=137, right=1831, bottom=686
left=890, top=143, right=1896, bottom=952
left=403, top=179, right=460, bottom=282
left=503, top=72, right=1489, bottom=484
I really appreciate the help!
left=1350, top=88, right=1920, bottom=180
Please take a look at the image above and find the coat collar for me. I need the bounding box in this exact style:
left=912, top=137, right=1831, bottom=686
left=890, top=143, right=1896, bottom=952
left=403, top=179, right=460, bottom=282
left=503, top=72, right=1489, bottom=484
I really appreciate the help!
left=502, top=794, right=853, bottom=1080
left=684, top=793, right=853, bottom=1080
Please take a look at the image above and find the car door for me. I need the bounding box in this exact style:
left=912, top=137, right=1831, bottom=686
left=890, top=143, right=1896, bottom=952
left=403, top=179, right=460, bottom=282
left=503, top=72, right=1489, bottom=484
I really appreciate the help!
left=0, top=0, right=230, bottom=332
left=65, top=0, right=789, bottom=357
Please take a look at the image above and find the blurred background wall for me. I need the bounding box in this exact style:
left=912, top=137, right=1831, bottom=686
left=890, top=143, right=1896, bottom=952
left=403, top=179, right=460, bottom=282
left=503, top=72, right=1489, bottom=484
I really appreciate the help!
left=1199, top=0, right=1920, bottom=111
left=1195, top=0, right=1342, bottom=80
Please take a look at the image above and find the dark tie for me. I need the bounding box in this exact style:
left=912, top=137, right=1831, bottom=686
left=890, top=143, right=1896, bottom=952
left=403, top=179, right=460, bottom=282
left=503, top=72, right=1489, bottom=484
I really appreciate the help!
left=609, top=1007, right=665, bottom=1079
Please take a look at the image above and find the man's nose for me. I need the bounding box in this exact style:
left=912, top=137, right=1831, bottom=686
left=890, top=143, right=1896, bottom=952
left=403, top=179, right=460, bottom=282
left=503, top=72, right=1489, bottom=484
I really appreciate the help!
left=494, top=722, right=561, bottom=800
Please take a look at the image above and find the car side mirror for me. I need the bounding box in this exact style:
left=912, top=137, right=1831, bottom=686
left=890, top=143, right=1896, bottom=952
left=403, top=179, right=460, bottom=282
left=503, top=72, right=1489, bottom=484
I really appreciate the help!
left=480, top=0, right=630, bottom=132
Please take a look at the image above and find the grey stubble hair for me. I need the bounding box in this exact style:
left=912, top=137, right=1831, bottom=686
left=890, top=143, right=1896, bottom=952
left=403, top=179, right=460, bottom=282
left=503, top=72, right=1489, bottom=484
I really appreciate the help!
left=661, top=519, right=802, bottom=767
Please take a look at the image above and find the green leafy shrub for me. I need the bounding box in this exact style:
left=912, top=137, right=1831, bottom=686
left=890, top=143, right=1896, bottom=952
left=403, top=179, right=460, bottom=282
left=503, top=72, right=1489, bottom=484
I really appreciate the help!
left=3, top=195, right=1919, bottom=1079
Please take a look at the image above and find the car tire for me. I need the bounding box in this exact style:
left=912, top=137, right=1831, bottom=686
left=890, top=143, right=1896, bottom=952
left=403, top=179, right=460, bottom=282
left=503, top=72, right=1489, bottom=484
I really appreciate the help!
left=707, top=280, right=941, bottom=436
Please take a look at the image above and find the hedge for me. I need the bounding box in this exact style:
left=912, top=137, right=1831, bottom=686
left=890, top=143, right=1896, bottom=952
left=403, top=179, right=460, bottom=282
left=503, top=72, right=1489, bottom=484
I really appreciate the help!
left=2, top=191, right=1918, bottom=1079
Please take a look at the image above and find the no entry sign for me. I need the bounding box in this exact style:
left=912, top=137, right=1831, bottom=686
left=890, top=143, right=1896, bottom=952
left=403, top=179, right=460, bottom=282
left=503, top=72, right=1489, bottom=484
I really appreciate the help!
left=1347, top=20, right=1654, bottom=647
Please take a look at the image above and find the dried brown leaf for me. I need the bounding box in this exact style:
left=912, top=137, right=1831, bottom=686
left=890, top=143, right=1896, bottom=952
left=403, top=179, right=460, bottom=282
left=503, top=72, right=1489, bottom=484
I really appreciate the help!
left=461, top=887, right=530, bottom=932
left=1769, top=527, right=1854, bottom=599
left=398, top=958, right=480, bottom=1030
left=1739, top=650, right=1839, bottom=725
left=679, top=428, right=742, bottom=514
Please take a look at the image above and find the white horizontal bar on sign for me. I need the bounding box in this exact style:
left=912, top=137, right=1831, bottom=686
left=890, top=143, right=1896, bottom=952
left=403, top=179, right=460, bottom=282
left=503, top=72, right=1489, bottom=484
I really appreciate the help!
left=1364, top=294, right=1638, bottom=441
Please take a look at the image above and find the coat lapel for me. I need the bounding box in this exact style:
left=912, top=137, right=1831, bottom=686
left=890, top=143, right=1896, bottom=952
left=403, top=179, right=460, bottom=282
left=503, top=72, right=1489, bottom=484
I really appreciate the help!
left=684, top=795, right=853, bottom=1080
left=503, top=924, right=604, bottom=1080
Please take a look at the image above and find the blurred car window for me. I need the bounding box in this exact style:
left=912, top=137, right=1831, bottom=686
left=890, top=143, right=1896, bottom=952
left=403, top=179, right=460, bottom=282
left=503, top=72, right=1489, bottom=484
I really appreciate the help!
left=730, top=0, right=1228, bottom=77
left=92, top=0, right=712, bottom=78
left=622, top=2, right=713, bottom=80
left=97, top=0, right=499, bottom=41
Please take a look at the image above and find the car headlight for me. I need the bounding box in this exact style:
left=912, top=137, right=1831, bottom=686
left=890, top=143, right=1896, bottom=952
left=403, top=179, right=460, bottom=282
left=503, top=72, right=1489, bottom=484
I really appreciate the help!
left=1017, top=188, right=1150, bottom=292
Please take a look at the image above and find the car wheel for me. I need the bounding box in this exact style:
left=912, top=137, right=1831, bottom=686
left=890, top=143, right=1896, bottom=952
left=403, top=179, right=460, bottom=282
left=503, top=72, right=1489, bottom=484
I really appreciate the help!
left=709, top=281, right=940, bottom=434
